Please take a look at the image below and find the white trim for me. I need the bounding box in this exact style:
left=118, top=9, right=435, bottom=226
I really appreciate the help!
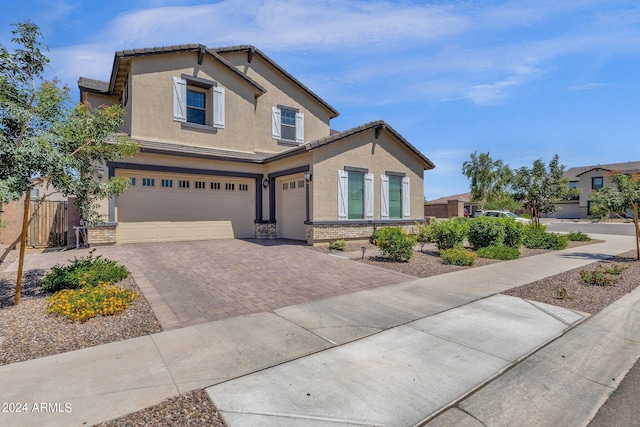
left=365, top=173, right=374, bottom=220
left=213, top=86, right=225, bottom=128
left=295, top=112, right=304, bottom=143
left=272, top=106, right=281, bottom=139
left=380, top=175, right=389, bottom=220
left=338, top=170, right=348, bottom=220
left=172, top=76, right=186, bottom=122
left=402, top=176, right=410, bottom=219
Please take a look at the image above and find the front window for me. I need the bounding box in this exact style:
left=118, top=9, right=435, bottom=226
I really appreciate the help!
left=280, top=108, right=296, bottom=141
left=389, top=176, right=402, bottom=219
left=592, top=177, right=603, bottom=191
left=348, top=172, right=364, bottom=219
left=187, top=89, right=206, bottom=125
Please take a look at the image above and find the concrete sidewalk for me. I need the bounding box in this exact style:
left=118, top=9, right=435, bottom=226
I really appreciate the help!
left=0, top=234, right=637, bottom=426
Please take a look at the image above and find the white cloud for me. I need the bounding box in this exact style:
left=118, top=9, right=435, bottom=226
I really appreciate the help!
left=36, top=0, right=640, bottom=108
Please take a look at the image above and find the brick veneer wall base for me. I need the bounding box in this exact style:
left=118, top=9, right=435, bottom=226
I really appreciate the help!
left=87, top=223, right=117, bottom=246
left=306, top=222, right=419, bottom=245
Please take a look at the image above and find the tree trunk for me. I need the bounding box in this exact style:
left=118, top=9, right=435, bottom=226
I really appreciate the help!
left=634, top=202, right=639, bottom=261
left=14, top=191, right=31, bottom=305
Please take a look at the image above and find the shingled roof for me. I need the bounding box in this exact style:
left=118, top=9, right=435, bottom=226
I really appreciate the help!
left=78, top=43, right=339, bottom=119
left=77, top=77, right=109, bottom=93
left=565, top=161, right=640, bottom=180
left=265, top=120, right=435, bottom=170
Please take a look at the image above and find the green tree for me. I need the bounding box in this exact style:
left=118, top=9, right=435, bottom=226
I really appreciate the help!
left=484, top=192, right=522, bottom=213
left=590, top=172, right=640, bottom=260
left=1, top=22, right=138, bottom=304
left=510, top=154, right=577, bottom=229
left=462, top=151, right=511, bottom=211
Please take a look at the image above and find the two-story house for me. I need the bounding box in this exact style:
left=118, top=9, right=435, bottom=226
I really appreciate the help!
left=550, top=161, right=640, bottom=219
left=79, top=44, right=434, bottom=245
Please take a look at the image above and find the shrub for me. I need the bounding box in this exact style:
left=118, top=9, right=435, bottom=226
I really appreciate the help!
left=415, top=222, right=432, bottom=244
left=579, top=265, right=622, bottom=286
left=440, top=248, right=477, bottom=266
left=377, top=227, right=417, bottom=262
left=328, top=240, right=347, bottom=251
left=476, top=245, right=520, bottom=260
left=566, top=231, right=591, bottom=242
left=47, top=282, right=138, bottom=322
left=467, top=217, right=505, bottom=249
left=42, top=250, right=129, bottom=293
left=430, top=219, right=468, bottom=250
left=604, top=264, right=627, bottom=275
left=522, top=229, right=568, bottom=250
left=502, top=219, right=524, bottom=248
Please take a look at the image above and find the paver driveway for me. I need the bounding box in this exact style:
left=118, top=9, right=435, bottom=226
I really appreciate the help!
left=4, top=239, right=414, bottom=329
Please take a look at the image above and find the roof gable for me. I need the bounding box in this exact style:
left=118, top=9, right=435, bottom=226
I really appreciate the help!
left=265, top=120, right=435, bottom=170
left=215, top=45, right=339, bottom=119
left=79, top=44, right=266, bottom=98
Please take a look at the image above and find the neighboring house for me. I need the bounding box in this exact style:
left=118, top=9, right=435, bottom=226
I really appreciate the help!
left=424, top=192, right=481, bottom=218
left=79, top=44, right=434, bottom=245
left=548, top=161, right=640, bottom=219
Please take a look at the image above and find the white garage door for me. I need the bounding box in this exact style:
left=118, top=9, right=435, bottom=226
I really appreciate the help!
left=277, top=175, right=307, bottom=241
left=115, top=172, right=254, bottom=243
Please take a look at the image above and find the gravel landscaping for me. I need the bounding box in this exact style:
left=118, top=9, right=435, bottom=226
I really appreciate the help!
left=0, top=238, right=638, bottom=426
left=0, top=273, right=161, bottom=365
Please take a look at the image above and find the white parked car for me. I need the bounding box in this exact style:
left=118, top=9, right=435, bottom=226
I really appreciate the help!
left=482, top=210, right=532, bottom=224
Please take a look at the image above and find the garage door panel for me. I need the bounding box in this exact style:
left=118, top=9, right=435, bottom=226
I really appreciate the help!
left=277, top=175, right=307, bottom=241
left=116, top=172, right=254, bottom=242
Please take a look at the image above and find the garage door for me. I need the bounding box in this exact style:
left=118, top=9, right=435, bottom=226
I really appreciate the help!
left=115, top=172, right=254, bottom=243
left=277, top=175, right=307, bottom=240
left=553, top=201, right=580, bottom=219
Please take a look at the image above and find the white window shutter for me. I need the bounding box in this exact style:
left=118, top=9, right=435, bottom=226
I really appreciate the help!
left=295, top=112, right=304, bottom=144
left=271, top=107, right=281, bottom=139
left=213, top=85, right=225, bottom=128
left=173, top=76, right=186, bottom=122
left=365, top=173, right=374, bottom=220
left=338, top=170, right=348, bottom=220
left=402, top=176, right=410, bottom=219
left=381, top=175, right=389, bottom=220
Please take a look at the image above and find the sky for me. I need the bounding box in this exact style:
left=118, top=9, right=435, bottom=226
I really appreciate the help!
left=2, top=0, right=640, bottom=200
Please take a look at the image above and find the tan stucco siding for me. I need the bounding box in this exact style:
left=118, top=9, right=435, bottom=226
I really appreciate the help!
left=128, top=53, right=257, bottom=152
left=311, top=131, right=425, bottom=221
left=112, top=152, right=264, bottom=176
left=220, top=51, right=331, bottom=152
left=577, top=169, right=611, bottom=208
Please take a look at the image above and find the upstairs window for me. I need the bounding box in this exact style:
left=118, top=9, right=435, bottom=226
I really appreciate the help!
left=592, top=177, right=603, bottom=191
left=272, top=106, right=304, bottom=144
left=173, top=75, right=225, bottom=129
left=186, top=90, right=206, bottom=125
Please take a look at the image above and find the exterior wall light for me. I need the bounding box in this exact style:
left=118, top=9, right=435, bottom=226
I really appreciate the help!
left=263, top=178, right=269, bottom=188
left=304, top=171, right=312, bottom=182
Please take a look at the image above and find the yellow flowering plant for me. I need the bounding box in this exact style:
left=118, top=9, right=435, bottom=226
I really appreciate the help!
left=47, top=281, right=138, bottom=322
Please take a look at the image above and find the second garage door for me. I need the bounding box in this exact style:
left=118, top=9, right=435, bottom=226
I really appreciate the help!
left=277, top=175, right=307, bottom=241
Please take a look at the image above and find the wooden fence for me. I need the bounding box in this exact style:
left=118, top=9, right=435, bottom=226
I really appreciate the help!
left=27, top=200, right=68, bottom=247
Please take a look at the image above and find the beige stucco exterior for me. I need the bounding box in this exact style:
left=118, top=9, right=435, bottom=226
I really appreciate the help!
left=311, top=128, right=425, bottom=221
left=547, top=162, right=640, bottom=219
left=79, top=45, right=434, bottom=244
left=219, top=50, right=333, bottom=152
